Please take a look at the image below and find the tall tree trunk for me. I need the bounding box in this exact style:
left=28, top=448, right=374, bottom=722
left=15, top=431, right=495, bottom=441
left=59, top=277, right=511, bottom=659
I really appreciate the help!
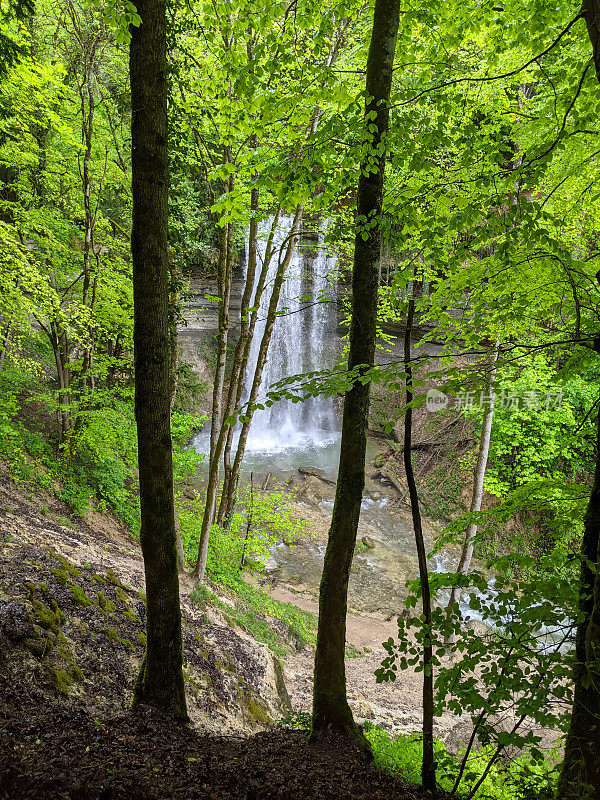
left=218, top=183, right=260, bottom=524
left=583, top=0, right=600, bottom=82
left=557, top=17, right=600, bottom=796
left=310, top=0, right=400, bottom=744
left=217, top=205, right=281, bottom=525
left=130, top=0, right=187, bottom=717
left=556, top=400, right=600, bottom=799
left=403, top=297, right=436, bottom=792
left=446, top=339, right=500, bottom=615
left=50, top=321, right=72, bottom=447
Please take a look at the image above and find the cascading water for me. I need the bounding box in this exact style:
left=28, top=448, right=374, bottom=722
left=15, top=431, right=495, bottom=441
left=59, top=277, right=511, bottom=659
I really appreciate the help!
left=192, top=214, right=342, bottom=473
left=244, top=215, right=339, bottom=453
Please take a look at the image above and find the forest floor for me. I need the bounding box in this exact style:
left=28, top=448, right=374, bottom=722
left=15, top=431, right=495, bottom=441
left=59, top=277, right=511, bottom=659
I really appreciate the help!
left=0, top=681, right=444, bottom=800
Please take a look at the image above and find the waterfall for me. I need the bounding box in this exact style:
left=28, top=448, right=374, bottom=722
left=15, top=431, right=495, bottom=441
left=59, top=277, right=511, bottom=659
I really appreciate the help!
left=243, top=215, right=339, bottom=453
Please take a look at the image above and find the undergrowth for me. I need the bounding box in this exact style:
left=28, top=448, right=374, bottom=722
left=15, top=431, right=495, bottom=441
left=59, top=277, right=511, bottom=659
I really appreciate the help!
left=279, top=713, right=559, bottom=800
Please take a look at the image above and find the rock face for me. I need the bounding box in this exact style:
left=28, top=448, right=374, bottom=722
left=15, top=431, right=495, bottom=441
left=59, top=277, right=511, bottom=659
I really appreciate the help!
left=0, top=474, right=292, bottom=735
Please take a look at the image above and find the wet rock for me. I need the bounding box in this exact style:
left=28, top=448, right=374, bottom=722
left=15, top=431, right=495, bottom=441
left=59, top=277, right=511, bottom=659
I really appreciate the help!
left=298, top=466, right=324, bottom=478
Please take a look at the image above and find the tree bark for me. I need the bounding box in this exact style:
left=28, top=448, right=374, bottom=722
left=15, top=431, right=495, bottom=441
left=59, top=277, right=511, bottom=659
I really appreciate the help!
left=129, top=0, right=187, bottom=718
left=557, top=20, right=600, bottom=796
left=583, top=0, right=600, bottom=82
left=403, top=297, right=436, bottom=792
left=556, top=397, right=600, bottom=799
left=310, top=0, right=400, bottom=745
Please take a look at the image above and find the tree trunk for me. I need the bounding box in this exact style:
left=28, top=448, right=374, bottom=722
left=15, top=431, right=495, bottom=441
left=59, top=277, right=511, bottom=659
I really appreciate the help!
left=50, top=321, right=72, bottom=447
left=217, top=206, right=281, bottom=526
left=403, top=297, right=436, bottom=792
left=556, top=19, right=600, bottom=795
left=169, top=260, right=185, bottom=573
left=310, top=0, right=400, bottom=745
left=193, top=207, right=301, bottom=582
left=556, top=400, right=600, bottom=799
left=130, top=0, right=187, bottom=718
left=447, top=339, right=499, bottom=614
left=218, top=184, right=260, bottom=524
left=583, top=0, right=600, bottom=82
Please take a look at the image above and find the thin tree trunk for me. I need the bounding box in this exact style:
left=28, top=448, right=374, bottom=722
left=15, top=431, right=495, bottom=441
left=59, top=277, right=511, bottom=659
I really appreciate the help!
left=446, top=339, right=500, bottom=615
left=193, top=207, right=301, bottom=582
left=310, top=0, right=400, bottom=745
left=217, top=205, right=280, bottom=525
left=403, top=297, right=436, bottom=792
left=220, top=206, right=302, bottom=525
left=51, top=322, right=71, bottom=447
left=0, top=318, right=12, bottom=369
left=130, top=0, right=187, bottom=717
left=169, top=260, right=185, bottom=572
left=218, top=183, right=260, bottom=523
left=209, top=213, right=232, bottom=462
left=79, top=72, right=95, bottom=395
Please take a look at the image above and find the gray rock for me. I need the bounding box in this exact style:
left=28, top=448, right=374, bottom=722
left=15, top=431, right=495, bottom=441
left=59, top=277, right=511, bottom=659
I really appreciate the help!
left=298, top=466, right=325, bottom=478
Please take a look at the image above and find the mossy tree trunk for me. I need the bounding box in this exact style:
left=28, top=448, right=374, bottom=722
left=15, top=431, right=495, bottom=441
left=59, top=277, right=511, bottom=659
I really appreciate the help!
left=556, top=397, right=600, bottom=799
left=310, top=0, right=400, bottom=745
left=130, top=0, right=187, bottom=718
left=557, top=11, right=600, bottom=794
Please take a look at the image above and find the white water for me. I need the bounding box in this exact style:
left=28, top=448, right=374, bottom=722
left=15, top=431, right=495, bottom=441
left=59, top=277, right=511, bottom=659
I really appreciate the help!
left=193, top=215, right=342, bottom=473
left=243, top=216, right=339, bottom=453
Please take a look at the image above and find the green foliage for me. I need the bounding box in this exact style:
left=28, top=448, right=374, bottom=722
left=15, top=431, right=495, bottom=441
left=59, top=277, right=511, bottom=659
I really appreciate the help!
left=279, top=712, right=559, bottom=798
left=363, top=725, right=559, bottom=800
left=192, top=575, right=317, bottom=657
left=179, top=484, right=309, bottom=579
left=376, top=559, right=575, bottom=795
